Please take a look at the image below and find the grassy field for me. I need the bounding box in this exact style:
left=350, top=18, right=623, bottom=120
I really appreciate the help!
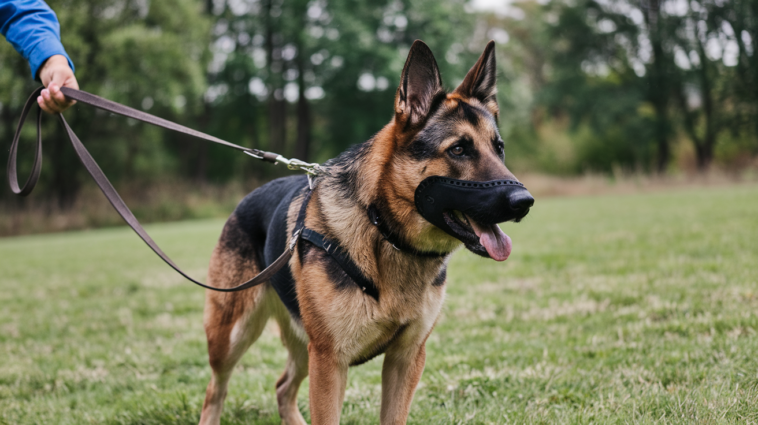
left=1, top=184, right=757, bottom=424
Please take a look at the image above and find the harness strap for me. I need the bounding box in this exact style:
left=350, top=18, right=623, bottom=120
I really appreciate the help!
left=7, top=87, right=297, bottom=292
left=300, top=229, right=380, bottom=301
left=294, top=187, right=314, bottom=231
left=295, top=187, right=380, bottom=301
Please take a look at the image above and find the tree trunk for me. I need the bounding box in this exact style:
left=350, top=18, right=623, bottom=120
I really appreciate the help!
left=674, top=79, right=706, bottom=172
left=271, top=95, right=287, bottom=153
left=651, top=43, right=671, bottom=172
left=51, top=124, right=81, bottom=210
left=195, top=138, right=209, bottom=182
left=693, top=19, right=716, bottom=172
left=295, top=52, right=311, bottom=161
left=243, top=102, right=262, bottom=181
left=194, top=101, right=211, bottom=182
left=265, top=0, right=286, bottom=154
left=694, top=142, right=713, bottom=171
left=653, top=110, right=670, bottom=173
left=644, top=0, right=671, bottom=173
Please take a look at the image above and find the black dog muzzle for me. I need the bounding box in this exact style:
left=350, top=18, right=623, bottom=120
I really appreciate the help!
left=414, top=176, right=534, bottom=239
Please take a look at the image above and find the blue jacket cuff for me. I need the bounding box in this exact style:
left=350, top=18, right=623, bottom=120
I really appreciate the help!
left=27, top=37, right=75, bottom=81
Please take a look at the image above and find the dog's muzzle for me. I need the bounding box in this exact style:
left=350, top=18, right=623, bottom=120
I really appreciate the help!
left=414, top=176, right=534, bottom=259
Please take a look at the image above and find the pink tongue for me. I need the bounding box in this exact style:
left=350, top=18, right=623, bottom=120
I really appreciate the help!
left=467, top=216, right=512, bottom=261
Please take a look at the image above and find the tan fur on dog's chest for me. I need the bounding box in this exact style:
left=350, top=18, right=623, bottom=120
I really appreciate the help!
left=293, top=241, right=446, bottom=365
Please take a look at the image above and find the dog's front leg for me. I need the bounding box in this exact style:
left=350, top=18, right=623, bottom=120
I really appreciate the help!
left=380, top=343, right=426, bottom=424
left=308, top=342, right=348, bottom=424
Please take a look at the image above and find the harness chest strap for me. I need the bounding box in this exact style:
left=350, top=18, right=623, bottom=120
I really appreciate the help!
left=294, top=187, right=380, bottom=301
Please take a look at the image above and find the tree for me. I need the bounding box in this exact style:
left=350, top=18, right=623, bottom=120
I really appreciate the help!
left=671, top=0, right=758, bottom=170
left=503, top=0, right=658, bottom=173
left=502, top=0, right=757, bottom=174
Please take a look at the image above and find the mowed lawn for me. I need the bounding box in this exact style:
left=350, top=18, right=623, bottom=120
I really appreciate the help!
left=1, top=185, right=757, bottom=424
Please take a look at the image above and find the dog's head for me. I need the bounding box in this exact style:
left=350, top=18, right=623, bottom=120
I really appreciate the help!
left=376, top=40, right=533, bottom=261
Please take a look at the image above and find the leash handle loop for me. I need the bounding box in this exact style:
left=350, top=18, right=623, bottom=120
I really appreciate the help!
left=7, top=87, right=44, bottom=196
left=6, top=87, right=306, bottom=292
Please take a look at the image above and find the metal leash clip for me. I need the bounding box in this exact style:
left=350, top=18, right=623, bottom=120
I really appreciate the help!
left=244, top=149, right=326, bottom=189
left=281, top=157, right=326, bottom=176
left=244, top=149, right=326, bottom=176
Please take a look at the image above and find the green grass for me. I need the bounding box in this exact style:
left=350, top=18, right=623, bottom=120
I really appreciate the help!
left=1, top=185, right=758, bottom=424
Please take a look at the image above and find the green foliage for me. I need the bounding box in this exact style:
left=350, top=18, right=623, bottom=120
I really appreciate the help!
left=1, top=185, right=757, bottom=423
left=489, top=0, right=758, bottom=174
left=201, top=0, right=478, bottom=179
left=2, top=0, right=757, bottom=214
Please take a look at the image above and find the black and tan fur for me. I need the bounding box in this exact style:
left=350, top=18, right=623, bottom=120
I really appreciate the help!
left=199, top=40, right=522, bottom=425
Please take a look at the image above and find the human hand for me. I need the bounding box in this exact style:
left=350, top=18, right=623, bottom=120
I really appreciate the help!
left=37, top=54, right=79, bottom=114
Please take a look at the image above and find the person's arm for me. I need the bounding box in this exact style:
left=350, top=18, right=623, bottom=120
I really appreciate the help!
left=0, top=0, right=78, bottom=113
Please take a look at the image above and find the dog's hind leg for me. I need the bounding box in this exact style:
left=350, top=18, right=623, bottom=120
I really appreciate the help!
left=199, top=243, right=272, bottom=425
left=273, top=309, right=309, bottom=425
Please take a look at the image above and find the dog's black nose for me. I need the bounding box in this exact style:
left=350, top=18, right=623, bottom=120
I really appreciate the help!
left=509, top=189, right=534, bottom=213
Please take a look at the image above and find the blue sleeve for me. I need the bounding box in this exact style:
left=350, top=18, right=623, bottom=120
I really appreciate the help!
left=0, top=0, right=74, bottom=80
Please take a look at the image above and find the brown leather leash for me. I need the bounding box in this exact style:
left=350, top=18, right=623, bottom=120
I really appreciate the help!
left=7, top=86, right=324, bottom=292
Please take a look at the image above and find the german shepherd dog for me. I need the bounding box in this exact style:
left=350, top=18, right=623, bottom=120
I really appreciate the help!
left=199, top=40, right=533, bottom=424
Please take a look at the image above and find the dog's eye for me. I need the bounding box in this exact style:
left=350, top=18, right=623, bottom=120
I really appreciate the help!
left=450, top=145, right=465, bottom=156
left=495, top=140, right=505, bottom=155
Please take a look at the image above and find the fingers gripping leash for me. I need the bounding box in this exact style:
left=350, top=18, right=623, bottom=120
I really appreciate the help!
left=6, top=87, right=325, bottom=292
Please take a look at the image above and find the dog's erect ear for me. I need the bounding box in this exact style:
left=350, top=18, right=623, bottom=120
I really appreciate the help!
left=395, top=40, right=444, bottom=128
left=454, top=40, right=498, bottom=118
